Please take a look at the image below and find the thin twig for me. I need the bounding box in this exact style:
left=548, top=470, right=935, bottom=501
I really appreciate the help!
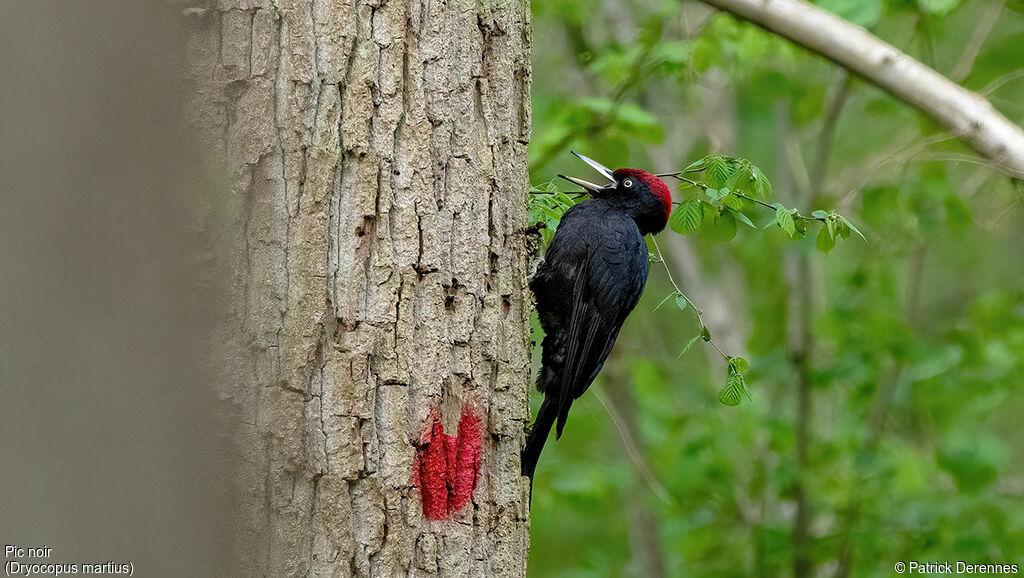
left=662, top=173, right=828, bottom=223
left=951, top=0, right=1004, bottom=83
left=981, top=69, right=1024, bottom=96
left=915, top=153, right=1012, bottom=170
left=810, top=72, right=852, bottom=195
left=648, top=235, right=729, bottom=360
left=593, top=386, right=675, bottom=505
left=834, top=132, right=958, bottom=206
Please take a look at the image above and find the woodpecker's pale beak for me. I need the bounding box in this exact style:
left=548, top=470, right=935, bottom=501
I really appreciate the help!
left=557, top=151, right=616, bottom=195
left=557, top=174, right=609, bottom=194
left=571, top=150, right=615, bottom=182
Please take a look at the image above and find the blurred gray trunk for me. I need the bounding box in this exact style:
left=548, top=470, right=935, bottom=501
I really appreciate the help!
left=183, top=0, right=533, bottom=575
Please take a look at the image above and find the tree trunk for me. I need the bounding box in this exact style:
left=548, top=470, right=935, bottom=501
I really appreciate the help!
left=182, top=0, right=533, bottom=575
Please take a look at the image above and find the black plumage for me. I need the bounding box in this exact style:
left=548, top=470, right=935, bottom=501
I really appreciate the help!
left=522, top=160, right=673, bottom=480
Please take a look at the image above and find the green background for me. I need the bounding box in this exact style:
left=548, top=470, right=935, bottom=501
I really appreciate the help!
left=526, top=0, right=1024, bottom=575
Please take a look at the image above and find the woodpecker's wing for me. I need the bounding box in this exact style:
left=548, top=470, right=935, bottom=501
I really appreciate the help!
left=549, top=209, right=649, bottom=437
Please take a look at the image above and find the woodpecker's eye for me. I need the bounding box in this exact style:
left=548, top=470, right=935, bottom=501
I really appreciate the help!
left=623, top=178, right=634, bottom=188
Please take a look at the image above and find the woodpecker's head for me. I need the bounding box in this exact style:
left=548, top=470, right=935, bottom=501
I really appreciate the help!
left=559, top=151, right=673, bottom=234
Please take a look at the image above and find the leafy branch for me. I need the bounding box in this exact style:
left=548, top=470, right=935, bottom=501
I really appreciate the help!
left=527, top=182, right=584, bottom=246
left=649, top=236, right=752, bottom=406
left=662, top=154, right=865, bottom=255
left=527, top=153, right=865, bottom=406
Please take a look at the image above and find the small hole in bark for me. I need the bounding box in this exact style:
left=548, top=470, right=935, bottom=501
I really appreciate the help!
left=224, top=79, right=249, bottom=99
left=355, top=216, right=374, bottom=238
left=444, top=282, right=458, bottom=312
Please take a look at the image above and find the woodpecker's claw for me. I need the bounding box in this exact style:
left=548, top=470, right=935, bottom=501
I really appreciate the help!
left=526, top=260, right=542, bottom=284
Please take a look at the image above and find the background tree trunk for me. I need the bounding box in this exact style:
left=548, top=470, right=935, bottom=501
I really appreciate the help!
left=183, top=0, right=533, bottom=575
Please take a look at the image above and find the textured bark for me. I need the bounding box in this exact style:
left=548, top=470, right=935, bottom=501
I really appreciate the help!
left=182, top=0, right=533, bottom=575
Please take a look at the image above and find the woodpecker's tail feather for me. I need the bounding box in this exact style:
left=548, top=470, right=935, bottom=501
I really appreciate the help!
left=521, top=394, right=558, bottom=481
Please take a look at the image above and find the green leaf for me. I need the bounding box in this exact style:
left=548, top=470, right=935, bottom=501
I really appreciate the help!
left=719, top=385, right=742, bottom=406
left=650, top=41, right=693, bottom=67
left=811, top=209, right=829, bottom=220
left=554, top=192, right=576, bottom=206
left=674, top=294, right=689, bottom=311
left=751, top=165, right=773, bottom=198
left=700, top=325, right=711, bottom=341
left=776, top=206, right=797, bottom=237
left=678, top=333, right=703, bottom=357
left=727, top=206, right=757, bottom=229
left=719, top=369, right=745, bottom=406
left=683, top=155, right=709, bottom=172
left=705, top=156, right=732, bottom=189
left=705, top=187, right=728, bottom=202
left=837, top=221, right=851, bottom=239
left=838, top=215, right=867, bottom=241
left=816, top=226, right=836, bottom=254
left=725, top=165, right=753, bottom=191
left=541, top=206, right=562, bottom=220
left=653, top=292, right=679, bottom=312
left=669, top=198, right=705, bottom=235
left=721, top=193, right=744, bottom=210
left=729, top=356, right=750, bottom=372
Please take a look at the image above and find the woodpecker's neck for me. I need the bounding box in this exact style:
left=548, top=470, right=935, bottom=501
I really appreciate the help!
left=628, top=203, right=670, bottom=236
left=599, top=196, right=670, bottom=236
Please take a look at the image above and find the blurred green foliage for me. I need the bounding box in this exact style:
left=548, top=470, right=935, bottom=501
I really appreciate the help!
left=526, top=0, right=1024, bottom=575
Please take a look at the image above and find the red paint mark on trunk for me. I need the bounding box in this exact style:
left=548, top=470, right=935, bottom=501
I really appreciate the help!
left=412, top=404, right=482, bottom=520
left=450, top=408, right=482, bottom=512
left=416, top=412, right=451, bottom=520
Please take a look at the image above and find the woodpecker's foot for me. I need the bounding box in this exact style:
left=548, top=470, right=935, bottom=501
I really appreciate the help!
left=526, top=259, right=543, bottom=284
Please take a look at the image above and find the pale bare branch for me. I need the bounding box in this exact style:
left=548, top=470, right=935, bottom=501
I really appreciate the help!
left=699, top=0, right=1024, bottom=180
